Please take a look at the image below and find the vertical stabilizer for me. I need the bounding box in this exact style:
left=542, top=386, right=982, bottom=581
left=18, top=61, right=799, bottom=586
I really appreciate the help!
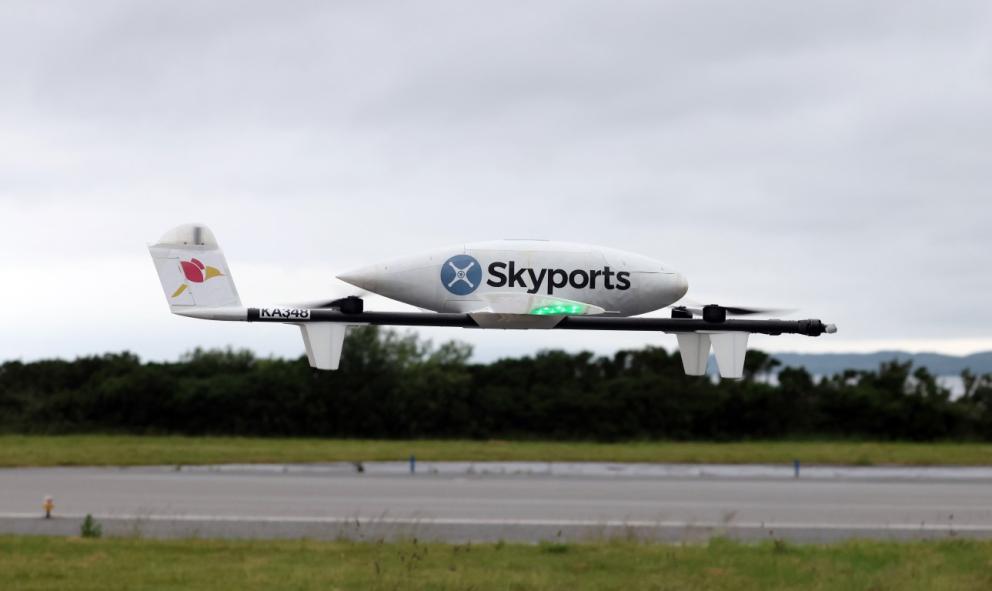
left=676, top=333, right=711, bottom=376
left=148, top=224, right=241, bottom=311
left=710, top=332, right=750, bottom=379
left=299, top=323, right=348, bottom=370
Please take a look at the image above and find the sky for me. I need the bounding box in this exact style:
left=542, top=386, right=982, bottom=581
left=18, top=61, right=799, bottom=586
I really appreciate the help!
left=1, top=0, right=990, bottom=364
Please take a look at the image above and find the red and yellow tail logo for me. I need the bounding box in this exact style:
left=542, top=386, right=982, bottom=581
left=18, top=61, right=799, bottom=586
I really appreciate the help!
left=171, top=258, right=224, bottom=298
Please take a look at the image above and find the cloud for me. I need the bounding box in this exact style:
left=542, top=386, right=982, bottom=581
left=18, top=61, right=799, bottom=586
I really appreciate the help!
left=1, top=0, right=991, bottom=362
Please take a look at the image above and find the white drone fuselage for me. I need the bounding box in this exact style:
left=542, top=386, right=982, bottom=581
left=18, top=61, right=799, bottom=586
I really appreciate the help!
left=336, top=240, right=689, bottom=318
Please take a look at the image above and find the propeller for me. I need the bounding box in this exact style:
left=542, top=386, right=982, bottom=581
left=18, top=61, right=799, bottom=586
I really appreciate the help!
left=714, top=304, right=794, bottom=317
left=670, top=300, right=795, bottom=322
left=281, top=283, right=369, bottom=314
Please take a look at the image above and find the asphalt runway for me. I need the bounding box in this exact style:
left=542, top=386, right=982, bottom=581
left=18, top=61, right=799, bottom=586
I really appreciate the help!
left=2, top=464, right=991, bottom=543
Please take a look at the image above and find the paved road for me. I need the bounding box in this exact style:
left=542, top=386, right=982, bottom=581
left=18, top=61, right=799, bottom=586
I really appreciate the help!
left=2, top=464, right=991, bottom=542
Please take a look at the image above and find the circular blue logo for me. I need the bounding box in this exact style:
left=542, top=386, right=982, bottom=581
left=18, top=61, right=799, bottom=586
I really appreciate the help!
left=440, top=254, right=482, bottom=296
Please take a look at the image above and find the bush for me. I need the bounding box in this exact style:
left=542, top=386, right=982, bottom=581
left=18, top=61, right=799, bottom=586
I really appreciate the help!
left=80, top=514, right=102, bottom=539
left=0, top=327, right=986, bottom=441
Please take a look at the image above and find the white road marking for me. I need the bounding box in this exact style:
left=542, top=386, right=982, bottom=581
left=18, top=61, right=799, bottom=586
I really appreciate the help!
left=2, top=512, right=989, bottom=532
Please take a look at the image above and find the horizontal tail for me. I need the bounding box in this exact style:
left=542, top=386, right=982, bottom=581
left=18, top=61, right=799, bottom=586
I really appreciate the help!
left=148, top=223, right=241, bottom=311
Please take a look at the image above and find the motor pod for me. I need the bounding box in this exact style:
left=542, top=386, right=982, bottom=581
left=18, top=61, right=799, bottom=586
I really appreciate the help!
left=702, top=304, right=727, bottom=323
left=330, top=296, right=364, bottom=314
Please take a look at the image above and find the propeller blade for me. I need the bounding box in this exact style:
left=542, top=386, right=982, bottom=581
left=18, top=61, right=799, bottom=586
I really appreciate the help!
left=721, top=305, right=795, bottom=317
left=279, top=281, right=369, bottom=312
left=671, top=299, right=795, bottom=318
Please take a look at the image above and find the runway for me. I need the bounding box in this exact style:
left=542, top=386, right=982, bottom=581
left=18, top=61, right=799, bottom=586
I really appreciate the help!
left=2, top=463, right=991, bottom=543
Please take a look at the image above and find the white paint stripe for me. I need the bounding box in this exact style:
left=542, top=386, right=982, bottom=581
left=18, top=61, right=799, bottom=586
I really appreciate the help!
left=12, top=463, right=992, bottom=481
left=1, top=513, right=989, bottom=532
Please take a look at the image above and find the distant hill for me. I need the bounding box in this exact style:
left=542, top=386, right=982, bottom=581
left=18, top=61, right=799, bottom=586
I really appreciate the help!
left=771, top=351, right=992, bottom=376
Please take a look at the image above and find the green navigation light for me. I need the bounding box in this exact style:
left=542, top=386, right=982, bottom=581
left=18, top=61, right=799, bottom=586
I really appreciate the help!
left=530, top=302, right=586, bottom=316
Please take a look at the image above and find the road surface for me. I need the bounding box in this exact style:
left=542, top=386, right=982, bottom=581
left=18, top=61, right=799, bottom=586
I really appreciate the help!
left=2, top=463, right=990, bottom=543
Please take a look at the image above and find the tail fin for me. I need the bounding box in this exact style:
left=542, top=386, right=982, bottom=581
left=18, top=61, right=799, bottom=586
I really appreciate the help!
left=148, top=223, right=241, bottom=310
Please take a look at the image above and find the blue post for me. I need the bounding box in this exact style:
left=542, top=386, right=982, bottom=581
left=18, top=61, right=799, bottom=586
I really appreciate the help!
left=410, top=454, right=416, bottom=475
left=793, top=459, right=800, bottom=478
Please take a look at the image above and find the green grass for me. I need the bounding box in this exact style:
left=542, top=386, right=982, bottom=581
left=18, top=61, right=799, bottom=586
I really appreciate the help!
left=3, top=435, right=992, bottom=467
left=2, top=535, right=991, bottom=590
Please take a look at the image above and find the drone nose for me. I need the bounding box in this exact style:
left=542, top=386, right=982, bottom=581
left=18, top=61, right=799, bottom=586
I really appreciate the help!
left=337, top=265, right=380, bottom=292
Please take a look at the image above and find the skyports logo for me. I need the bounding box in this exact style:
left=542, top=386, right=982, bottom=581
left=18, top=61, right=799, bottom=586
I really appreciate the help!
left=487, top=262, right=630, bottom=295
left=441, top=257, right=632, bottom=297
left=440, top=255, right=483, bottom=295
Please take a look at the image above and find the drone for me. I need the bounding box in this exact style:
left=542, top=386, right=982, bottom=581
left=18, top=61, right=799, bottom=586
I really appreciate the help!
left=150, top=224, right=836, bottom=379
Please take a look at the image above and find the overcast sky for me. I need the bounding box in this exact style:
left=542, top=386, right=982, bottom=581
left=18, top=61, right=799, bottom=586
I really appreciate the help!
left=1, top=0, right=990, bottom=364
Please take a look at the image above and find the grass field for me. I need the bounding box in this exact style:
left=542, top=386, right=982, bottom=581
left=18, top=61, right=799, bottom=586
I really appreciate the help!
left=2, top=535, right=991, bottom=590
left=2, top=435, right=992, bottom=467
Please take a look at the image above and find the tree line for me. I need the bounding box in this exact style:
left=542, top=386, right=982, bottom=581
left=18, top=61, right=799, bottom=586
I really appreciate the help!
left=1, top=327, right=991, bottom=441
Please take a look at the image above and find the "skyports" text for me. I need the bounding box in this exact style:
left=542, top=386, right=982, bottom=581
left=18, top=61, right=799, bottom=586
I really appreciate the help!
left=486, top=262, right=630, bottom=295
